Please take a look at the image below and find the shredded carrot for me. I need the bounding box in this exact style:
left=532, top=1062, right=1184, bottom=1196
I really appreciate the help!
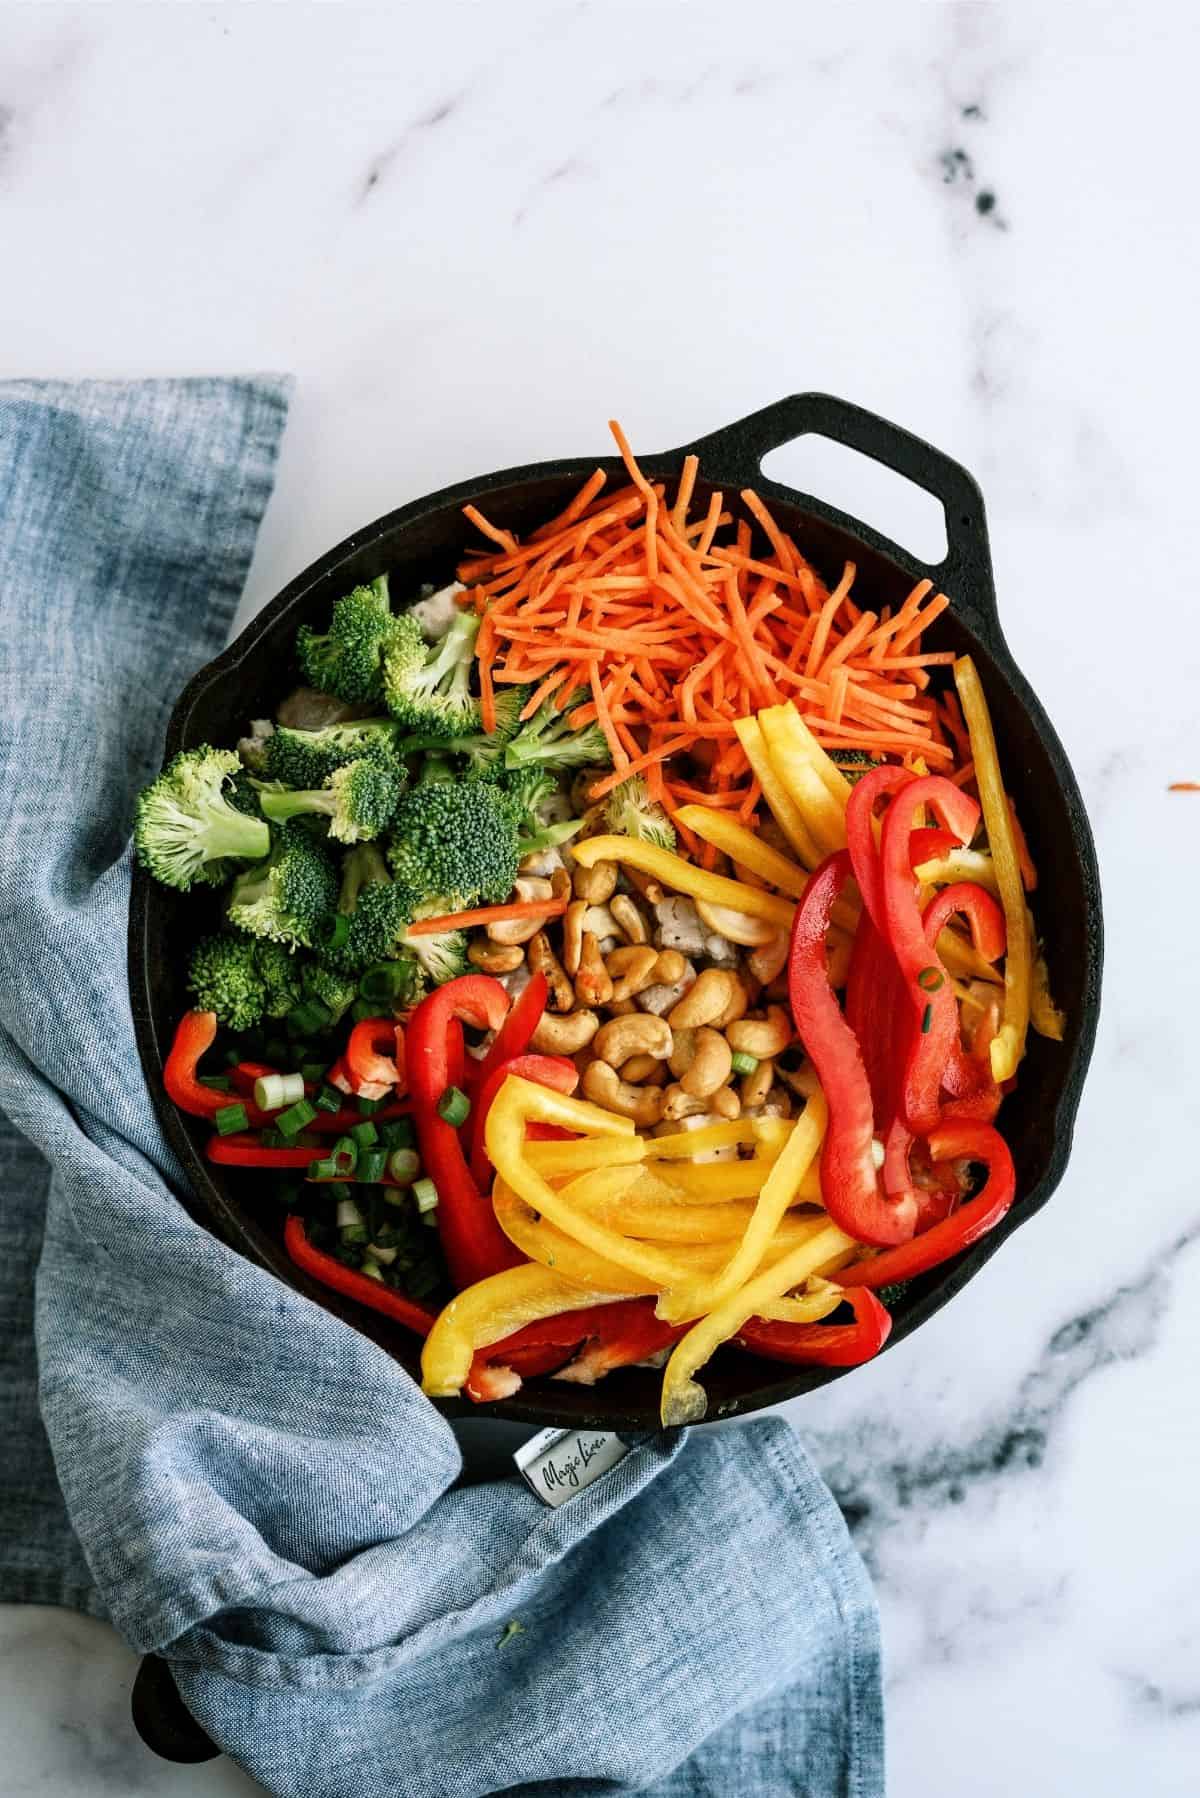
left=458, top=422, right=967, bottom=813
left=1169, top=780, right=1200, bottom=792
left=407, top=898, right=568, bottom=937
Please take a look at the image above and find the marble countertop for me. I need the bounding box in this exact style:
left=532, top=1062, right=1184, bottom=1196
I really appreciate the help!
left=3, top=3, right=1198, bottom=1793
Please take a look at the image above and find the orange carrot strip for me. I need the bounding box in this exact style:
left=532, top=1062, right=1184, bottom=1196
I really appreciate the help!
left=529, top=468, right=608, bottom=541
left=461, top=505, right=518, bottom=554
left=804, top=564, right=856, bottom=677
left=671, top=455, right=699, bottom=532
left=740, top=489, right=797, bottom=574
left=408, top=899, right=567, bottom=937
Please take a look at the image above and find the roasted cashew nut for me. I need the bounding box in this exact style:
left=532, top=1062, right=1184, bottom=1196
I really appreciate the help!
left=667, top=967, right=738, bottom=1030
left=609, top=893, right=649, bottom=944
left=710, top=972, right=751, bottom=1030
left=527, top=930, right=575, bottom=1013
left=593, top=1013, right=672, bottom=1069
left=747, top=933, right=789, bottom=985
left=562, top=900, right=588, bottom=977
left=739, top=1056, right=776, bottom=1110
left=679, top=1026, right=733, bottom=1099
left=573, top=860, right=618, bottom=904
left=529, top=1008, right=601, bottom=1054
left=710, top=1084, right=742, bottom=1121
left=694, top=897, right=779, bottom=947
left=488, top=876, right=554, bottom=945
left=606, top=944, right=661, bottom=1002
left=621, top=1053, right=668, bottom=1085
left=583, top=1058, right=666, bottom=1126
left=574, top=931, right=614, bottom=1006
left=651, top=948, right=686, bottom=986
left=726, top=1006, right=793, bottom=1060
left=467, top=939, right=525, bottom=975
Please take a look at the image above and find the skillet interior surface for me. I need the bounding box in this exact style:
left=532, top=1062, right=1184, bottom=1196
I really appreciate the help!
left=129, top=396, right=1102, bottom=1429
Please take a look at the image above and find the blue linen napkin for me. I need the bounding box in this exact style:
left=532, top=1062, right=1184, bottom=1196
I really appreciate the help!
left=0, top=377, right=884, bottom=1797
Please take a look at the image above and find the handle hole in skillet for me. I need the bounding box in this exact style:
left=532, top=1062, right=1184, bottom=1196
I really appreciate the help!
left=761, top=436, right=949, bottom=567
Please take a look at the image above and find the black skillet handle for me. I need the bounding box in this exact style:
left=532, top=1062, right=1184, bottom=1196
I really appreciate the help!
left=677, top=393, right=999, bottom=641
left=131, top=1655, right=219, bottom=1763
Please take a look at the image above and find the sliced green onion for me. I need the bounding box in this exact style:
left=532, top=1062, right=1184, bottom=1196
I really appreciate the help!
left=301, top=1060, right=330, bottom=1085
left=287, top=1000, right=332, bottom=1037
left=359, top=1257, right=384, bottom=1281
left=336, top=1197, right=364, bottom=1229
left=437, top=1086, right=471, bottom=1127
left=917, top=967, right=945, bottom=993
left=214, top=1103, right=249, bottom=1136
left=199, top=1074, right=232, bottom=1093
left=276, top=1098, right=317, bottom=1138
left=340, top=1223, right=370, bottom=1245
left=321, top=1181, right=352, bottom=1204
left=315, top=912, right=350, bottom=953
left=420, top=1209, right=439, bottom=1229
left=920, top=1003, right=933, bottom=1034
left=379, top=1117, right=415, bottom=1151
left=368, top=1242, right=398, bottom=1265
left=315, top=1084, right=344, bottom=1114
left=356, top=1094, right=384, bottom=1116
left=309, top=1157, right=341, bottom=1180
left=357, top=1148, right=388, bottom=1184
left=387, top=1148, right=420, bottom=1185
left=349, top=1120, right=378, bottom=1150
left=254, top=1071, right=305, bottom=1112
left=330, top=1134, right=359, bottom=1173
left=359, top=962, right=410, bottom=1004
left=413, top=1177, right=439, bottom=1214
left=729, top=1051, right=759, bottom=1077
left=383, top=1189, right=410, bottom=1210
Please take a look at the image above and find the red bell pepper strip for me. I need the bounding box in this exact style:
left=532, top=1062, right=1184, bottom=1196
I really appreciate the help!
left=346, top=1016, right=403, bottom=1090
left=735, top=1287, right=892, bottom=1367
left=839, top=1121, right=1015, bottom=1290
left=164, top=1012, right=269, bottom=1126
left=844, top=912, right=905, bottom=1133
left=407, top=976, right=522, bottom=1290
left=845, top=764, right=913, bottom=929
left=469, top=971, right=549, bottom=1092
left=283, top=1214, right=437, bottom=1337
left=469, top=1053, right=578, bottom=1188
left=465, top=1297, right=687, bottom=1402
left=879, top=777, right=981, bottom=1135
left=229, top=1060, right=278, bottom=1099
left=922, top=882, right=1005, bottom=1112
left=788, top=852, right=917, bottom=1246
left=206, top=1133, right=324, bottom=1169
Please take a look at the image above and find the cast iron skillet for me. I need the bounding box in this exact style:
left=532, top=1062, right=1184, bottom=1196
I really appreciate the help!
left=128, top=394, right=1103, bottom=1433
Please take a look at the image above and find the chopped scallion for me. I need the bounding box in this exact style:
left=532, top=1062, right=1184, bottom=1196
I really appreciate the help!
left=349, top=1120, right=378, bottom=1150
left=413, top=1177, right=439, bottom=1215
left=357, top=1148, right=387, bottom=1184
left=387, top=1148, right=420, bottom=1185
left=729, top=1051, right=759, bottom=1076
left=437, top=1086, right=470, bottom=1127
left=254, top=1071, right=305, bottom=1113
left=277, top=1098, right=317, bottom=1138
left=214, top=1103, right=248, bottom=1136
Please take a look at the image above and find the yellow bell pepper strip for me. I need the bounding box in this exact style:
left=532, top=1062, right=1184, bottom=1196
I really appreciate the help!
left=914, top=847, right=1001, bottom=897
left=521, top=1135, right=648, bottom=1178
left=1031, top=940, right=1066, bottom=1040
left=566, top=1180, right=830, bottom=1248
left=493, top=1176, right=725, bottom=1293
left=490, top=1075, right=636, bottom=1140
left=655, top=1091, right=829, bottom=1324
left=655, top=1157, right=820, bottom=1204
left=759, top=1276, right=845, bottom=1325
left=643, top=1118, right=786, bottom=1159
left=421, top=1262, right=632, bottom=1398
left=674, top=805, right=809, bottom=897
left=733, top=717, right=824, bottom=867
left=486, top=1079, right=703, bottom=1291
left=953, top=655, right=1035, bottom=1081
left=660, top=1220, right=858, bottom=1425
left=779, top=705, right=857, bottom=810
left=571, top=836, right=794, bottom=932
left=758, top=705, right=848, bottom=858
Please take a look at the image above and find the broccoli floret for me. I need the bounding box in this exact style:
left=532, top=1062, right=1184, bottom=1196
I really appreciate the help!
left=264, top=717, right=403, bottom=789
left=397, top=924, right=470, bottom=988
left=830, top=749, right=880, bottom=786
left=135, top=746, right=271, bottom=891
left=504, top=767, right=584, bottom=857
left=396, top=686, right=530, bottom=778
left=603, top=775, right=676, bottom=851
left=316, top=844, right=416, bottom=975
left=227, top=824, right=339, bottom=949
left=187, top=935, right=268, bottom=1031
left=382, top=608, right=481, bottom=739
left=299, top=958, right=358, bottom=1024
left=295, top=577, right=399, bottom=703
left=254, top=940, right=305, bottom=1018
left=502, top=690, right=612, bottom=776
left=258, top=758, right=404, bottom=844
left=227, top=768, right=267, bottom=817
left=386, top=781, right=520, bottom=912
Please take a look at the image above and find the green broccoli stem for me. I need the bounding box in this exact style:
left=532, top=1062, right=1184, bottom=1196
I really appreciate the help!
left=338, top=843, right=390, bottom=912
left=516, top=818, right=585, bottom=858
left=259, top=789, right=338, bottom=827
left=199, top=803, right=270, bottom=864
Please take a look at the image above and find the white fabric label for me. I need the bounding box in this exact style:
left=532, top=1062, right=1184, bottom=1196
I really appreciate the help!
left=514, top=1427, right=631, bottom=1507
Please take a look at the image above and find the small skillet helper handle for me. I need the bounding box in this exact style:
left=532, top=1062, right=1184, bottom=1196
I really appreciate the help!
left=676, top=393, right=999, bottom=643
left=131, top=1655, right=219, bottom=1763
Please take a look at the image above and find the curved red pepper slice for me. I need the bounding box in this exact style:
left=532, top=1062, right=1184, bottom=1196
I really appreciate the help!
left=922, top=882, right=1005, bottom=1114
left=735, top=1288, right=891, bottom=1366
left=788, top=851, right=917, bottom=1246
left=164, top=1011, right=270, bottom=1126
left=844, top=912, right=905, bottom=1133
left=207, top=1133, right=323, bottom=1169
left=347, top=1016, right=402, bottom=1089
left=880, top=777, right=980, bottom=1135
left=407, top=975, right=523, bottom=1291
left=465, top=1297, right=686, bottom=1403
left=469, top=1053, right=578, bottom=1188
left=283, top=1214, right=437, bottom=1337
left=469, top=972, right=549, bottom=1093
left=845, top=765, right=913, bottom=930
left=839, top=1121, right=1015, bottom=1290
